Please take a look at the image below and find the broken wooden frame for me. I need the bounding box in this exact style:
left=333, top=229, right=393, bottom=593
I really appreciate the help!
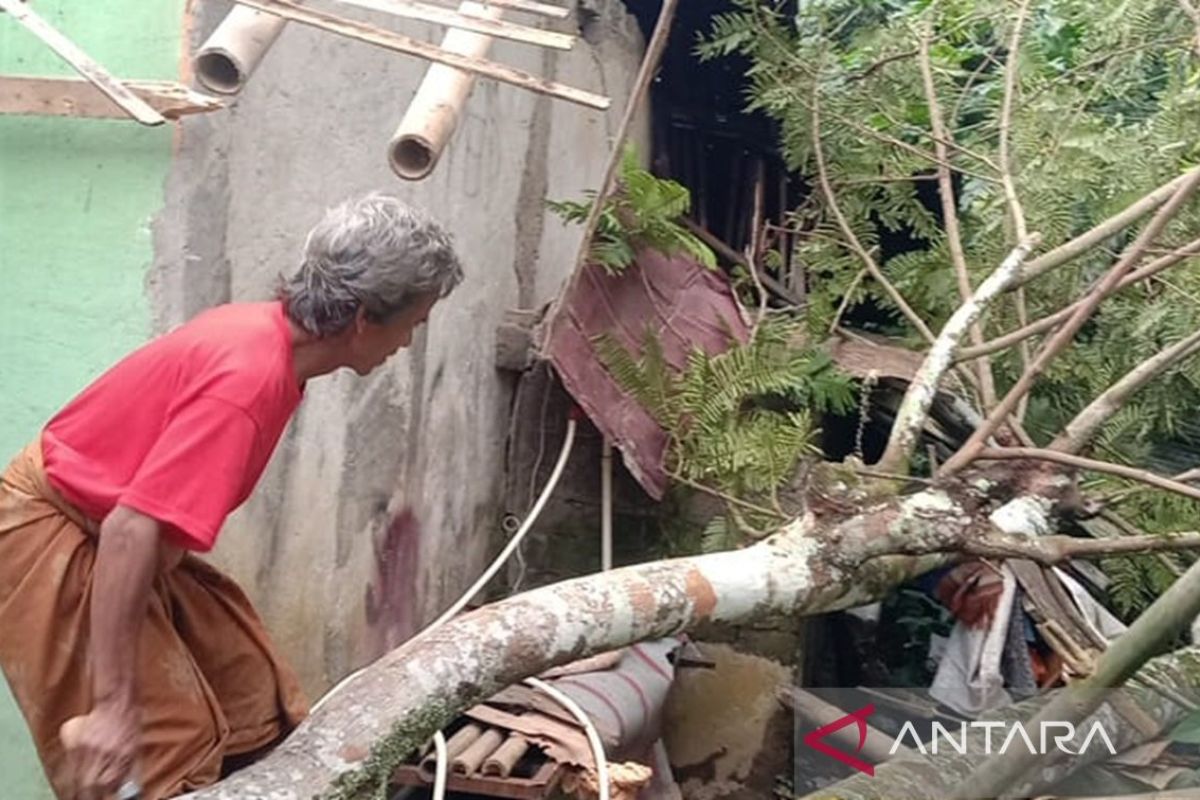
left=193, top=0, right=573, bottom=97
left=194, top=0, right=572, bottom=94
left=226, top=0, right=604, bottom=108
left=0, top=76, right=222, bottom=120
left=0, top=0, right=190, bottom=125
left=193, top=0, right=604, bottom=180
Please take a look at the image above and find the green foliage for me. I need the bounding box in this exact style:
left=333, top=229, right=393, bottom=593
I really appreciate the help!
left=599, top=316, right=855, bottom=538
left=547, top=147, right=717, bottom=274
left=1101, top=550, right=1189, bottom=620
left=700, top=0, right=1200, bottom=546
left=880, top=587, right=955, bottom=686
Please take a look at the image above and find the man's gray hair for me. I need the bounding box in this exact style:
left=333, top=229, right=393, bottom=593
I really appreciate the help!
left=280, top=194, right=463, bottom=336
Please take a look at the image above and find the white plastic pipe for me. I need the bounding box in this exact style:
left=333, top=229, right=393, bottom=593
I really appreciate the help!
left=431, top=730, right=448, bottom=798
left=194, top=6, right=287, bottom=94
left=389, top=1, right=502, bottom=180
left=425, top=416, right=576, bottom=632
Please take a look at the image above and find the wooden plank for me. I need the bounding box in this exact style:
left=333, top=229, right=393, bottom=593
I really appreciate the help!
left=424, top=0, right=569, bottom=18
left=0, top=0, right=166, bottom=125
left=327, top=0, right=574, bottom=49
left=235, top=0, right=609, bottom=109
left=0, top=75, right=223, bottom=120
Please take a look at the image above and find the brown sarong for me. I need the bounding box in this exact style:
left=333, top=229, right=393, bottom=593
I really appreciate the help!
left=0, top=442, right=308, bottom=799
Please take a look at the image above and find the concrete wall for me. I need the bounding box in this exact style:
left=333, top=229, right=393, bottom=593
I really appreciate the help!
left=1, top=0, right=644, bottom=788
left=0, top=2, right=185, bottom=794
left=154, top=0, right=647, bottom=697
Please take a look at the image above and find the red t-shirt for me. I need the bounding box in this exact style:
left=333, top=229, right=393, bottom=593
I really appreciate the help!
left=41, top=302, right=303, bottom=552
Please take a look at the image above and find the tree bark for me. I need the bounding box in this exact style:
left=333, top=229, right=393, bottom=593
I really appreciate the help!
left=182, top=483, right=1008, bottom=799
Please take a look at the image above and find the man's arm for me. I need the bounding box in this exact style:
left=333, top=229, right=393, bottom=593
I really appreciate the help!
left=63, top=504, right=163, bottom=799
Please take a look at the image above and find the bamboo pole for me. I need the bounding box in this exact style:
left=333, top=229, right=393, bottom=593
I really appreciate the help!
left=389, top=1, right=504, bottom=180
left=451, top=727, right=505, bottom=774
left=193, top=6, right=288, bottom=94
left=418, top=722, right=482, bottom=780
left=481, top=734, right=530, bottom=777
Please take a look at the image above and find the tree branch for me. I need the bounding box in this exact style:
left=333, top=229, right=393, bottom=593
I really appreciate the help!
left=1011, top=168, right=1200, bottom=290
left=999, top=0, right=1032, bottom=243
left=666, top=469, right=787, bottom=521
left=940, top=171, right=1200, bottom=475
left=917, top=24, right=997, bottom=408
left=974, top=447, right=1200, bottom=503
left=999, top=0, right=1034, bottom=423
left=877, top=238, right=1039, bottom=474
left=859, top=529, right=1200, bottom=566
left=848, top=48, right=919, bottom=82
left=1051, top=327, right=1200, bottom=455
left=183, top=487, right=1005, bottom=799
left=955, top=237, right=1200, bottom=363
left=744, top=8, right=1000, bottom=184
left=811, top=82, right=938, bottom=345
left=952, top=539, right=1200, bottom=799
left=829, top=268, right=867, bottom=334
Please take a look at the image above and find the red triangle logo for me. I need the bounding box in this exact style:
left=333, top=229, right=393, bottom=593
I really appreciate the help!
left=802, top=703, right=877, bottom=776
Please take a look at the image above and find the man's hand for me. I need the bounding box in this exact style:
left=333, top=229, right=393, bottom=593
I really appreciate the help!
left=60, top=708, right=139, bottom=800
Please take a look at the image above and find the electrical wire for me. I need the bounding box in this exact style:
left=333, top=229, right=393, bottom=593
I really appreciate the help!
left=431, top=727, right=448, bottom=800
left=309, top=418, right=580, bottom=800
left=524, top=677, right=610, bottom=800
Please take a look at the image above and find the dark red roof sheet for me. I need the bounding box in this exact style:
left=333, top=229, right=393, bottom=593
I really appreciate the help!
left=545, top=249, right=750, bottom=499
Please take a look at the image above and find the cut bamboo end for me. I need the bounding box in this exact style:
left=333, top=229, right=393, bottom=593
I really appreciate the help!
left=390, top=132, right=437, bottom=179
left=194, top=6, right=287, bottom=94
left=194, top=49, right=245, bottom=94
left=389, top=1, right=500, bottom=180
left=418, top=723, right=484, bottom=781
left=452, top=727, right=505, bottom=775
left=481, top=735, right=530, bottom=777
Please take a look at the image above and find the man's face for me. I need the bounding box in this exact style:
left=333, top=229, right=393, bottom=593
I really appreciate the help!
left=348, top=293, right=439, bottom=375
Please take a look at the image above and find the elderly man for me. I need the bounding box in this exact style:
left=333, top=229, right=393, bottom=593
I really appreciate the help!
left=0, top=194, right=463, bottom=799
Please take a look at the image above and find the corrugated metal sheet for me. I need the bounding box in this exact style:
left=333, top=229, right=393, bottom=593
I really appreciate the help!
left=545, top=250, right=750, bottom=499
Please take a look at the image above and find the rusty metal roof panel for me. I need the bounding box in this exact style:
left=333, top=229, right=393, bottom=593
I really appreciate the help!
left=545, top=250, right=750, bottom=499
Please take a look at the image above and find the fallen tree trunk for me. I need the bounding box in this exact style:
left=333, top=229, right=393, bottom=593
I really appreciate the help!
left=181, top=465, right=1194, bottom=799
left=804, top=643, right=1200, bottom=800
left=182, top=484, right=992, bottom=799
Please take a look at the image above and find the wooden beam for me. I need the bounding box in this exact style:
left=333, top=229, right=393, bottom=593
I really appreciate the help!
left=0, top=75, right=223, bottom=120
left=427, top=0, right=570, bottom=18
left=0, top=0, right=166, bottom=125
left=682, top=217, right=806, bottom=307
left=235, top=0, right=609, bottom=109
left=327, top=0, right=574, bottom=50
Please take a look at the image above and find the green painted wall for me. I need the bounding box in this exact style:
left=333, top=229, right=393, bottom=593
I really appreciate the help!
left=0, top=1, right=183, bottom=794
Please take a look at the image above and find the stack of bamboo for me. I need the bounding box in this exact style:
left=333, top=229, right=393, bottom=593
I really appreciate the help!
left=419, top=722, right=536, bottom=781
